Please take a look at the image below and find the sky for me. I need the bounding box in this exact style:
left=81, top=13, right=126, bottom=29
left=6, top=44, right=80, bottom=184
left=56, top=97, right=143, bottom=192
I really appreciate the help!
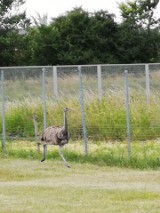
left=23, top=0, right=160, bottom=23
left=23, top=0, right=125, bottom=22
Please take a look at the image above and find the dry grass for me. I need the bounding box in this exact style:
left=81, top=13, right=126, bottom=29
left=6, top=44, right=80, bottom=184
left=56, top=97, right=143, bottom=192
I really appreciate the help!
left=0, top=159, right=160, bottom=213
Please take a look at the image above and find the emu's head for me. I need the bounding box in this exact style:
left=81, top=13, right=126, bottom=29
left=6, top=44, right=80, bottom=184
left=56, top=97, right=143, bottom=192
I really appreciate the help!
left=64, top=107, right=70, bottom=112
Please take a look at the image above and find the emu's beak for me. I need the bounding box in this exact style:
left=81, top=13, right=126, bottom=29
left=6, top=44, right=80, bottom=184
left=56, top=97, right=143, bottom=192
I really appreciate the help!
left=67, top=108, right=76, bottom=112
left=68, top=108, right=73, bottom=111
left=64, top=107, right=73, bottom=111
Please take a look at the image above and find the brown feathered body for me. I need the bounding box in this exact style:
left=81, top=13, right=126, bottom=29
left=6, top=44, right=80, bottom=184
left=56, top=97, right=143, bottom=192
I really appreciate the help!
left=41, top=126, right=69, bottom=146
left=40, top=107, right=70, bottom=165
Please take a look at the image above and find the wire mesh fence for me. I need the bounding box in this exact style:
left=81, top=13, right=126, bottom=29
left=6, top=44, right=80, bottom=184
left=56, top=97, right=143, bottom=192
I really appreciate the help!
left=1, top=63, right=160, bottom=155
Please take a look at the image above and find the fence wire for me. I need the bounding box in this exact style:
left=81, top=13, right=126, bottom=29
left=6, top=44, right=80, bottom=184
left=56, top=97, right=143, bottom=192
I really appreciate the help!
left=1, top=64, right=160, bottom=155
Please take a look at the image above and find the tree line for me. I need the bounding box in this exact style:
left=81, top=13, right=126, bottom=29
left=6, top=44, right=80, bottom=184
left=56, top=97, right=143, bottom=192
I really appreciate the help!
left=0, top=0, right=160, bottom=66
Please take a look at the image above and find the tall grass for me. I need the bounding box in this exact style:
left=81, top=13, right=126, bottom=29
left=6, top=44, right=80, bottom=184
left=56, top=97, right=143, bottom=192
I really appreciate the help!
left=1, top=89, right=160, bottom=140
left=1, top=72, right=160, bottom=141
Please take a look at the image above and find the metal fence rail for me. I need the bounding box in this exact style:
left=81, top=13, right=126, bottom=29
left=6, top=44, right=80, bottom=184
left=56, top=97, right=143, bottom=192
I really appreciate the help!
left=1, top=63, right=160, bottom=156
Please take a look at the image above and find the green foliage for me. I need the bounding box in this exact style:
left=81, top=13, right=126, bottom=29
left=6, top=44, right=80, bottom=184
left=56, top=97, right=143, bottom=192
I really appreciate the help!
left=26, top=7, right=118, bottom=65
left=24, top=25, right=60, bottom=65
left=117, top=0, right=160, bottom=63
left=1, top=2, right=160, bottom=65
left=0, top=0, right=30, bottom=66
left=26, top=4, right=160, bottom=65
left=119, top=0, right=159, bottom=29
left=117, top=22, right=160, bottom=63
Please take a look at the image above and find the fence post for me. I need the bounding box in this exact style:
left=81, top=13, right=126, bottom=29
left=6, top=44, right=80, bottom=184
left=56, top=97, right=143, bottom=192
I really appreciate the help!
left=1, top=70, right=6, bottom=152
left=124, top=70, right=131, bottom=158
left=78, top=66, right=88, bottom=156
left=53, top=66, right=58, bottom=99
left=42, top=68, right=47, bottom=130
left=145, top=64, right=150, bottom=104
left=97, top=65, right=102, bottom=101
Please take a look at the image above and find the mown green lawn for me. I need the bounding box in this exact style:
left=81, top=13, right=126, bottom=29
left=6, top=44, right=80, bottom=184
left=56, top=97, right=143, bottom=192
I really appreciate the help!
left=0, top=159, right=160, bottom=213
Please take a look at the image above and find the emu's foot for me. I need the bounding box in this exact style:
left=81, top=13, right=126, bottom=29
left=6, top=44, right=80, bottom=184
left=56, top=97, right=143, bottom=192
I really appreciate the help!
left=41, top=158, right=45, bottom=162
left=65, top=163, right=70, bottom=168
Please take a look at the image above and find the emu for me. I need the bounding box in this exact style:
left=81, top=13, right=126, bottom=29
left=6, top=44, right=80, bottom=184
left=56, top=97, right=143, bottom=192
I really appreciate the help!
left=33, top=107, right=71, bottom=167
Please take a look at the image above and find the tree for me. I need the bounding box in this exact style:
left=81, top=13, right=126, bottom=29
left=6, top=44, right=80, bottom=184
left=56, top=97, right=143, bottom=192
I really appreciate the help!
left=117, top=0, right=160, bottom=63
left=50, top=7, right=118, bottom=64
left=25, top=7, right=118, bottom=65
left=52, top=7, right=96, bottom=64
left=0, top=0, right=30, bottom=66
left=119, top=0, right=160, bottom=30
left=25, top=25, right=60, bottom=65
left=31, top=13, right=49, bottom=27
left=3, top=2, right=158, bottom=66
left=90, top=10, right=118, bottom=63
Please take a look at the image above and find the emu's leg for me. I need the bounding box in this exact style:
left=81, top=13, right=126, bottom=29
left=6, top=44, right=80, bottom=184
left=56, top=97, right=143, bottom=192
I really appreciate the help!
left=41, top=144, right=47, bottom=162
left=59, top=146, right=70, bottom=167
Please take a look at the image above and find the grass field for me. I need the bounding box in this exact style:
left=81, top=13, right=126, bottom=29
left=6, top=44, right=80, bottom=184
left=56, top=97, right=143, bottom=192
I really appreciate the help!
left=0, top=158, right=160, bottom=213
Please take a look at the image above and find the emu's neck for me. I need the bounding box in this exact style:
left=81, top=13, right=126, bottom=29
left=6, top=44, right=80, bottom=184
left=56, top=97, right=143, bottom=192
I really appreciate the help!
left=63, top=110, right=68, bottom=133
